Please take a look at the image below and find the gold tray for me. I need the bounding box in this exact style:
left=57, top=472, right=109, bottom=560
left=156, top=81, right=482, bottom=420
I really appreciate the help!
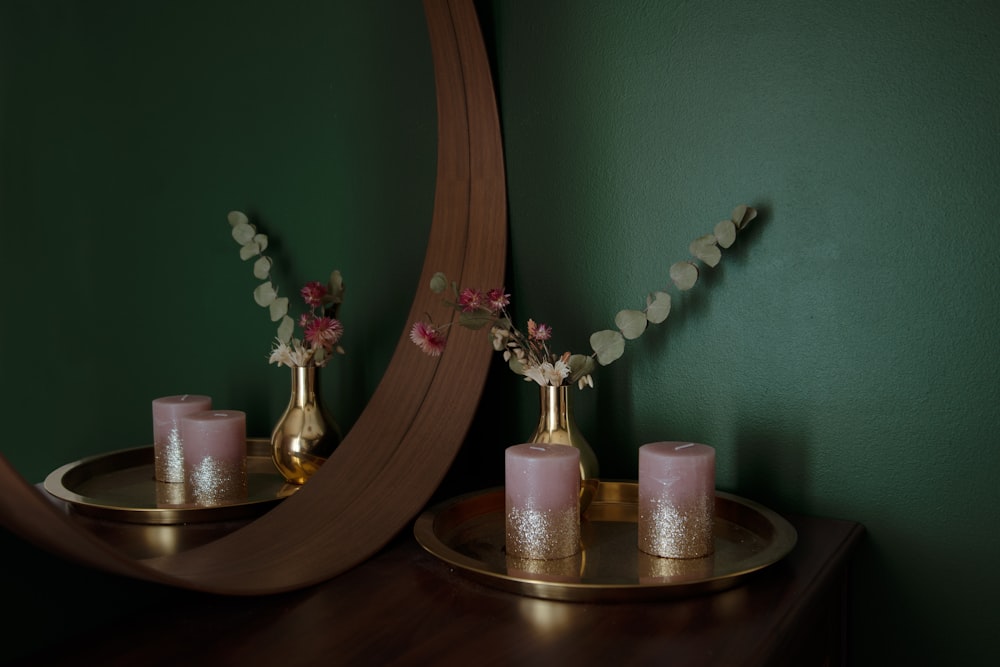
left=43, top=438, right=294, bottom=526
left=413, top=481, right=797, bottom=602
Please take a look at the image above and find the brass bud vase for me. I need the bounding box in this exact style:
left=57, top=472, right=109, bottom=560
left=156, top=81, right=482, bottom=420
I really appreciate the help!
left=271, top=365, right=342, bottom=485
left=528, top=384, right=600, bottom=511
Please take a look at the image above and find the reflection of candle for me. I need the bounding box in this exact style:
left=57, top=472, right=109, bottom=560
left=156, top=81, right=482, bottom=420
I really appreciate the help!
left=637, top=549, right=715, bottom=584
left=152, top=395, right=212, bottom=483
left=638, top=442, right=715, bottom=559
left=505, top=443, right=580, bottom=560
left=180, top=410, right=247, bottom=506
left=506, top=551, right=583, bottom=583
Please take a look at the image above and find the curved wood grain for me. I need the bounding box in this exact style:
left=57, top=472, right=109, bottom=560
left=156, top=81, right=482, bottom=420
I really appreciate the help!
left=0, top=0, right=506, bottom=594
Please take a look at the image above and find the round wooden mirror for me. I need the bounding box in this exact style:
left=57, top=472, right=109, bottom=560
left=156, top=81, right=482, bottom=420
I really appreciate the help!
left=0, top=0, right=506, bottom=595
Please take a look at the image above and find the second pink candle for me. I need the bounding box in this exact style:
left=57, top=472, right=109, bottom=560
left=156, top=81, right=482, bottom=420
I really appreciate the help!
left=638, top=441, right=716, bottom=559
left=180, top=410, right=248, bottom=506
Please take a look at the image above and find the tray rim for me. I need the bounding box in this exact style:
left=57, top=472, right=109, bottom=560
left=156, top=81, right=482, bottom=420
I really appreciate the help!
left=42, top=437, right=293, bottom=525
left=413, top=480, right=797, bottom=602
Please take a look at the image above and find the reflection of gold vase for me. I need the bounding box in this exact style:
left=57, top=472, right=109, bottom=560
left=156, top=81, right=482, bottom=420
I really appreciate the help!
left=271, top=365, right=341, bottom=485
left=528, top=385, right=600, bottom=509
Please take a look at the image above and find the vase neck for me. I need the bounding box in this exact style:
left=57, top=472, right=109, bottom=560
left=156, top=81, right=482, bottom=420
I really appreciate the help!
left=290, top=365, right=319, bottom=405
left=537, top=384, right=573, bottom=431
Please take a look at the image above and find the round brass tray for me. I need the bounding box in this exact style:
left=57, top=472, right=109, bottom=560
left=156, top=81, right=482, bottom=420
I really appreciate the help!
left=413, top=481, right=797, bottom=602
left=43, top=438, right=294, bottom=526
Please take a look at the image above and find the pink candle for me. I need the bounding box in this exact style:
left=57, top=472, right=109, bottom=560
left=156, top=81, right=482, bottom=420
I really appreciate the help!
left=505, top=443, right=580, bottom=560
left=152, top=394, right=212, bottom=483
left=638, top=442, right=716, bottom=559
left=180, top=410, right=247, bottom=506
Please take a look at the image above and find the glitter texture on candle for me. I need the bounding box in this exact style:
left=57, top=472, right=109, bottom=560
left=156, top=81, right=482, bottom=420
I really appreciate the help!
left=180, top=410, right=247, bottom=507
left=505, top=506, right=579, bottom=561
left=505, top=443, right=580, bottom=560
left=188, top=457, right=248, bottom=506
left=152, top=394, right=212, bottom=483
left=638, top=441, right=716, bottom=559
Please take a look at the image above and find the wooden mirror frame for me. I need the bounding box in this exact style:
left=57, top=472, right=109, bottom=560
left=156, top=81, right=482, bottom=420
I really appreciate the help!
left=0, top=0, right=506, bottom=595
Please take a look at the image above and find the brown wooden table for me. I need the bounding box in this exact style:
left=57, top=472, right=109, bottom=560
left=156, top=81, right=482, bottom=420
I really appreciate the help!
left=9, top=510, right=863, bottom=667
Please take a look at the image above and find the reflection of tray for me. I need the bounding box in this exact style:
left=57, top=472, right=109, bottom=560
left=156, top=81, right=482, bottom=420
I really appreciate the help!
left=43, top=438, right=295, bottom=526
left=413, top=481, right=797, bottom=602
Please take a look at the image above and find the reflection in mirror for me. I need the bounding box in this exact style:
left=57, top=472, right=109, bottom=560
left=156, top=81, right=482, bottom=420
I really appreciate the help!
left=0, top=0, right=507, bottom=595
left=0, top=2, right=436, bottom=483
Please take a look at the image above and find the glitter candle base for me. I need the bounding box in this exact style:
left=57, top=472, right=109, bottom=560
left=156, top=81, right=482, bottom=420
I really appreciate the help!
left=637, top=496, right=715, bottom=558
left=187, top=457, right=248, bottom=507
left=505, top=506, right=580, bottom=560
left=638, top=442, right=716, bottom=559
left=180, top=410, right=247, bottom=507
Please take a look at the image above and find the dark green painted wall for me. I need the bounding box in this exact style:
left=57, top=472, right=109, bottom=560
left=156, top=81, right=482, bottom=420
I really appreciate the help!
left=481, top=1, right=1000, bottom=665
left=2, top=1, right=998, bottom=665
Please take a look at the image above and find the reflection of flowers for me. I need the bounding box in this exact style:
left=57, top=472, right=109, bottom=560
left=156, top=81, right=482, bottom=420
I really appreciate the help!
left=228, top=211, right=345, bottom=367
left=410, top=204, right=758, bottom=388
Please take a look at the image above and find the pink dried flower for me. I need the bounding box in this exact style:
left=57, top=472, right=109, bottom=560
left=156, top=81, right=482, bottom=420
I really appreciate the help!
left=487, top=288, right=510, bottom=313
left=410, top=321, right=447, bottom=356
left=458, top=288, right=484, bottom=312
left=304, top=317, right=344, bottom=351
left=300, top=281, right=327, bottom=307
left=528, top=319, right=552, bottom=341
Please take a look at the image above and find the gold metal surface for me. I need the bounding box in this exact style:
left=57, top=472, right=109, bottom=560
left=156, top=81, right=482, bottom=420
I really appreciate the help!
left=528, top=385, right=600, bottom=510
left=43, top=438, right=292, bottom=526
left=413, top=481, right=797, bottom=602
left=271, top=365, right=342, bottom=484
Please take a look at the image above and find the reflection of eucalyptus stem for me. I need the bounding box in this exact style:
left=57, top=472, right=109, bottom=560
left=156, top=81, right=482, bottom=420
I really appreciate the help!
left=227, top=210, right=346, bottom=367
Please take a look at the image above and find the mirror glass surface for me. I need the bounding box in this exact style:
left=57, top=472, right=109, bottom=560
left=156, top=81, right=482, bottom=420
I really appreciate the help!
left=0, top=1, right=436, bottom=483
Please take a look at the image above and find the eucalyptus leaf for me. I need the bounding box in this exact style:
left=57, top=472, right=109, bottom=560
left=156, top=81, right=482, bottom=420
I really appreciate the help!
left=670, top=261, right=699, bottom=291
left=590, top=329, right=625, bottom=365
left=239, top=242, right=261, bottom=261
left=253, top=281, right=277, bottom=307
left=732, top=204, right=757, bottom=229
left=430, top=272, right=448, bottom=293
left=269, top=296, right=289, bottom=322
left=327, top=269, right=345, bottom=302
left=253, top=233, right=268, bottom=253
left=615, top=309, right=647, bottom=340
left=232, top=222, right=256, bottom=245
left=567, top=353, right=596, bottom=382
left=508, top=355, right=526, bottom=375
left=276, top=315, right=294, bottom=343
left=458, top=310, right=495, bottom=330
left=689, top=234, right=721, bottom=267
left=645, top=291, right=671, bottom=323
left=253, top=256, right=272, bottom=280
left=714, top=219, right=737, bottom=248
left=227, top=210, right=248, bottom=227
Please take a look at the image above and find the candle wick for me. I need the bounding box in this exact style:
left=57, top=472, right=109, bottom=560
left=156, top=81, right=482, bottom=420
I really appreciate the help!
left=180, top=394, right=190, bottom=401
left=528, top=446, right=546, bottom=452
left=675, top=443, right=696, bottom=450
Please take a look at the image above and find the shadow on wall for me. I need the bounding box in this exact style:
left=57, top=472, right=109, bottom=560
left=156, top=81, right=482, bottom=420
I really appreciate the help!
left=732, top=410, right=812, bottom=512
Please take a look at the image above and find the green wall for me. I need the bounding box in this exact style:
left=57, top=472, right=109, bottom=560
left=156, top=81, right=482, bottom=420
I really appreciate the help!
left=2, top=1, right=999, bottom=665
left=479, top=1, right=1000, bottom=665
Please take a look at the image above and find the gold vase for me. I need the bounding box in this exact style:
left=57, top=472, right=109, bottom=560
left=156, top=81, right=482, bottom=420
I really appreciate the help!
left=271, top=365, right=342, bottom=485
left=528, top=384, right=600, bottom=510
